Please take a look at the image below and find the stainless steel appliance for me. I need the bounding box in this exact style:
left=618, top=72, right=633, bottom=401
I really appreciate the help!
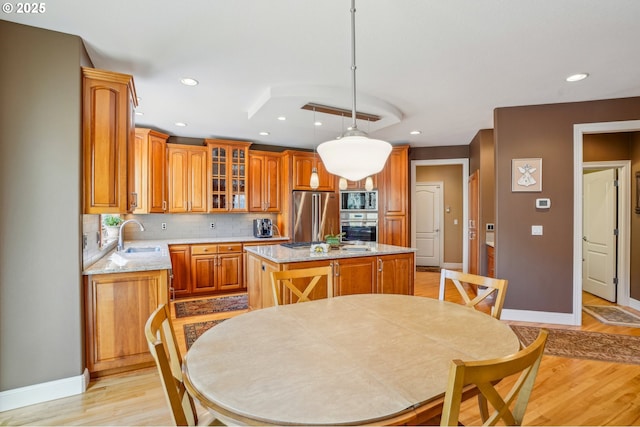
left=253, top=218, right=273, bottom=238
left=292, top=191, right=340, bottom=243
left=340, top=212, right=378, bottom=242
left=340, top=190, right=377, bottom=211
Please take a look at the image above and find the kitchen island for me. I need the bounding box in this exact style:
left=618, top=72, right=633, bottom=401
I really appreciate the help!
left=245, top=243, right=416, bottom=310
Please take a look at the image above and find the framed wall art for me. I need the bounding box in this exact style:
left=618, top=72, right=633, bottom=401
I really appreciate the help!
left=512, top=158, right=542, bottom=192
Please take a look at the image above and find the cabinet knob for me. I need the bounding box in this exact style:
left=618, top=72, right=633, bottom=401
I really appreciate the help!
left=203, top=248, right=208, bottom=252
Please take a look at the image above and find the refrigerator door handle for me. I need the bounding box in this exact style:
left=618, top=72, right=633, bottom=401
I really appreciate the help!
left=312, top=193, right=319, bottom=241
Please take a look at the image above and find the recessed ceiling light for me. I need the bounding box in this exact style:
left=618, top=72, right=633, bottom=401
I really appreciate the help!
left=175, top=122, right=187, bottom=127
left=135, top=111, right=144, bottom=116
left=314, top=121, right=323, bottom=126
left=180, top=77, right=199, bottom=86
left=259, top=131, right=270, bottom=136
left=277, top=116, right=286, bottom=121
left=566, top=73, right=589, bottom=82
left=410, top=130, right=422, bottom=135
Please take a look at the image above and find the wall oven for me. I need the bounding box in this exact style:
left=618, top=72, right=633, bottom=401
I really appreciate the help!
left=340, top=212, right=378, bottom=243
left=340, top=191, right=377, bottom=211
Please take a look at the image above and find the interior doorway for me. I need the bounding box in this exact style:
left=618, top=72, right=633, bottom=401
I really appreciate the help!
left=573, top=120, right=640, bottom=325
left=411, top=159, right=469, bottom=272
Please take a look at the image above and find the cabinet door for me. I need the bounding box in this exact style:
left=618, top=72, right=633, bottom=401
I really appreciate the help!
left=264, top=154, right=281, bottom=212
left=246, top=253, right=264, bottom=310
left=380, top=146, right=408, bottom=216
left=292, top=152, right=335, bottom=191
left=148, top=134, right=167, bottom=212
left=229, top=146, right=249, bottom=212
left=167, top=146, right=189, bottom=213
left=169, top=245, right=191, bottom=298
left=131, top=130, right=147, bottom=213
left=380, top=216, right=407, bottom=247
left=210, top=145, right=228, bottom=211
left=248, top=154, right=265, bottom=211
left=191, top=255, right=218, bottom=294
left=82, top=69, right=133, bottom=214
left=377, top=254, right=414, bottom=295
left=85, top=270, right=166, bottom=375
left=334, top=257, right=376, bottom=296
left=217, top=253, right=244, bottom=291
left=189, top=147, right=208, bottom=213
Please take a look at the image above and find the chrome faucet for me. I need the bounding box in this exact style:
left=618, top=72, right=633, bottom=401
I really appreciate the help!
left=117, top=219, right=145, bottom=251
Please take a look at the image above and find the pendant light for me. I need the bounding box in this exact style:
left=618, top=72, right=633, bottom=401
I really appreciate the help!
left=317, top=0, right=392, bottom=182
left=310, top=107, right=320, bottom=189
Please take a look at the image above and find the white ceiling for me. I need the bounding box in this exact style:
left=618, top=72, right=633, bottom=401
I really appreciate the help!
left=6, top=0, right=640, bottom=150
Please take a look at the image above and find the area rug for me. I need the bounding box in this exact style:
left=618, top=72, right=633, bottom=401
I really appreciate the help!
left=184, top=319, right=226, bottom=349
left=582, top=305, right=640, bottom=328
left=416, top=266, right=441, bottom=273
left=510, top=325, right=640, bottom=365
left=174, top=294, right=248, bottom=318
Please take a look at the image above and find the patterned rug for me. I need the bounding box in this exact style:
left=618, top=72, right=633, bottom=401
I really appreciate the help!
left=510, top=325, right=640, bottom=365
left=582, top=305, right=640, bottom=328
left=184, top=319, right=226, bottom=349
left=416, top=266, right=441, bottom=273
left=174, top=294, right=248, bottom=318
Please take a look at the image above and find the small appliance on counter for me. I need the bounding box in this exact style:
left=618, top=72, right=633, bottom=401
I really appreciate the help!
left=253, top=218, right=273, bottom=238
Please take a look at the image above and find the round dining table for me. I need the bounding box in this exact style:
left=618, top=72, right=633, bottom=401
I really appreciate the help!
left=182, top=293, right=520, bottom=426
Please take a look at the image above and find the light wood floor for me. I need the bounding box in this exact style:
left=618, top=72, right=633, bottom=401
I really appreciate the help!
left=1, top=273, right=640, bottom=426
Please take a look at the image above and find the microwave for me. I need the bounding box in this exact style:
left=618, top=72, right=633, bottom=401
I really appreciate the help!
left=340, top=191, right=377, bottom=211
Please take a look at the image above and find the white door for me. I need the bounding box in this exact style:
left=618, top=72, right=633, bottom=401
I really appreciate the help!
left=582, top=168, right=617, bottom=302
left=415, top=183, right=441, bottom=266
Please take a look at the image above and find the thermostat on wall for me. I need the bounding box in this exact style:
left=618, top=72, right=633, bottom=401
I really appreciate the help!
left=536, top=198, right=551, bottom=209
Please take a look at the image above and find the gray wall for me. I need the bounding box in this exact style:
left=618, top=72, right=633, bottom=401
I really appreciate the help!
left=0, top=21, right=85, bottom=390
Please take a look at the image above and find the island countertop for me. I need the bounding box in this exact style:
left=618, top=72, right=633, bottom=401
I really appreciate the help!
left=244, top=242, right=417, bottom=264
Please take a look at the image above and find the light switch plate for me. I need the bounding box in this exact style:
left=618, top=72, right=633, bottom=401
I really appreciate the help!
left=531, top=225, right=543, bottom=235
left=486, top=223, right=495, bottom=231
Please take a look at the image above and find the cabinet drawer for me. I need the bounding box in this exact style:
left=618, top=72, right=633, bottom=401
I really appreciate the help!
left=191, top=244, right=218, bottom=255
left=218, top=243, right=242, bottom=254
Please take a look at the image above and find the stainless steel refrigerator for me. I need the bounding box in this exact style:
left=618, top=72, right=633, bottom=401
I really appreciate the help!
left=292, top=191, right=340, bottom=243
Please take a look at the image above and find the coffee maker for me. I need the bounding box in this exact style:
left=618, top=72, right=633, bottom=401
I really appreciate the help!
left=253, top=218, right=273, bottom=238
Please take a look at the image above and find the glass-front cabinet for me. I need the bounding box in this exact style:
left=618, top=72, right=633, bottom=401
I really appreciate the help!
left=205, top=139, right=251, bottom=212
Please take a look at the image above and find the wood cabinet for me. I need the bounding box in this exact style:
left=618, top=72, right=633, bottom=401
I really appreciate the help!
left=378, top=146, right=409, bottom=246
left=343, top=175, right=378, bottom=190
left=487, top=244, right=495, bottom=278
left=167, top=144, right=208, bottom=213
left=169, top=245, right=191, bottom=299
left=245, top=251, right=414, bottom=309
left=291, top=151, right=335, bottom=191
left=205, top=139, right=252, bottom=212
left=248, top=150, right=281, bottom=212
left=132, top=128, right=168, bottom=213
left=84, top=269, right=168, bottom=377
left=169, top=243, right=244, bottom=298
left=82, top=67, right=137, bottom=214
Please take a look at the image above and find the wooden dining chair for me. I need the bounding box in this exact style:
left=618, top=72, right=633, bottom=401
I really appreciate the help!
left=439, top=269, right=508, bottom=319
left=270, top=266, right=333, bottom=305
left=440, top=328, right=548, bottom=426
left=145, top=304, right=220, bottom=426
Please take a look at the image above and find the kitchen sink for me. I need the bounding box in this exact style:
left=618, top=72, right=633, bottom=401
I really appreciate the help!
left=123, top=246, right=161, bottom=254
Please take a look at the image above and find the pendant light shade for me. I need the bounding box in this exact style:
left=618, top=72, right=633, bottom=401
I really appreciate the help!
left=317, top=0, right=391, bottom=181
left=309, top=167, right=320, bottom=189
left=318, top=132, right=390, bottom=181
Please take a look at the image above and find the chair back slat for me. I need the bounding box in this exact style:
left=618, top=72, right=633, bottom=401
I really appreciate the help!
left=270, top=266, right=333, bottom=305
left=439, top=269, right=508, bottom=319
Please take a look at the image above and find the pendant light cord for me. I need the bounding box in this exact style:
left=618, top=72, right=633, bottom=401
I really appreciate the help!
left=350, top=0, right=358, bottom=132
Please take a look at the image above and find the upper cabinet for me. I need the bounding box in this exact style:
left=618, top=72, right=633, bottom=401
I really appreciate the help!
left=205, top=139, right=252, bottom=212
left=132, top=128, right=169, bottom=213
left=291, top=151, right=335, bottom=191
left=248, top=150, right=281, bottom=212
left=167, top=144, right=208, bottom=213
left=378, top=145, right=409, bottom=247
left=343, top=175, right=379, bottom=190
left=82, top=67, right=137, bottom=214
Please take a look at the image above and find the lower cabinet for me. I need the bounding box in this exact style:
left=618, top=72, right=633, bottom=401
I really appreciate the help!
left=84, top=269, right=168, bottom=377
left=246, top=251, right=414, bottom=310
left=169, top=243, right=244, bottom=299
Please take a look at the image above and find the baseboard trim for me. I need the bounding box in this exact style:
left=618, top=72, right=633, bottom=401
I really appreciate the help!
left=442, top=262, right=462, bottom=270
left=0, top=368, right=89, bottom=412
left=629, top=298, right=640, bottom=312
left=501, top=308, right=578, bottom=326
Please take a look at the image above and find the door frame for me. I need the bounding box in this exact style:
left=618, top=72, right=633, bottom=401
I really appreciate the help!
left=413, top=181, right=444, bottom=267
left=411, top=159, right=470, bottom=273
left=573, top=120, right=640, bottom=325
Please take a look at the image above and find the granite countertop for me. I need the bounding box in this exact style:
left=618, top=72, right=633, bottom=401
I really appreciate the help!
left=244, top=242, right=417, bottom=264
left=83, top=236, right=289, bottom=275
